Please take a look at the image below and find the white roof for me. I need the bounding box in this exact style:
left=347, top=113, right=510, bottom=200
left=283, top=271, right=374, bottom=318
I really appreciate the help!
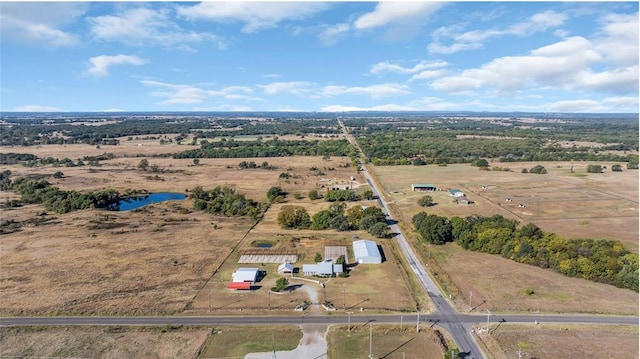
left=353, top=239, right=382, bottom=263
left=232, top=267, right=258, bottom=283
left=278, top=262, right=294, bottom=272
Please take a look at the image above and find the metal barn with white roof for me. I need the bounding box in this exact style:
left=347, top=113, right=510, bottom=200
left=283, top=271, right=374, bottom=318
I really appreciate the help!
left=352, top=239, right=382, bottom=264
left=231, top=267, right=259, bottom=283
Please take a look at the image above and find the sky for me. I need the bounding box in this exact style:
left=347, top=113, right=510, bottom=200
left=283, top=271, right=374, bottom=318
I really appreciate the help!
left=0, top=1, right=638, bottom=113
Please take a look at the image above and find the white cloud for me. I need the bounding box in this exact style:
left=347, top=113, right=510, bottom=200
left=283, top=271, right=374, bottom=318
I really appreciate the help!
left=546, top=99, right=603, bottom=112
left=262, top=73, right=282, bottom=79
left=354, top=2, right=442, bottom=31
left=257, top=82, right=314, bottom=95
left=427, top=42, right=482, bottom=54
left=101, top=108, right=125, bottom=112
left=430, top=36, right=634, bottom=94
left=318, top=23, right=351, bottom=45
left=142, top=81, right=263, bottom=105
left=321, top=104, right=416, bottom=112
left=409, top=69, right=449, bottom=82
left=603, top=96, right=639, bottom=108
left=88, top=54, right=146, bottom=77
left=13, top=105, right=62, bottom=112
left=0, top=3, right=86, bottom=47
left=370, top=60, right=448, bottom=75
left=429, top=10, right=568, bottom=54
left=321, top=84, right=410, bottom=99
left=141, top=80, right=209, bottom=105
left=177, top=2, right=329, bottom=33
left=88, top=7, right=225, bottom=49
left=593, top=12, right=638, bottom=66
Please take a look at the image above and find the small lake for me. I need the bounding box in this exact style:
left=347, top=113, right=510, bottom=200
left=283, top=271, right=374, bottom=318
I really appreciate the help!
left=112, top=192, right=187, bottom=211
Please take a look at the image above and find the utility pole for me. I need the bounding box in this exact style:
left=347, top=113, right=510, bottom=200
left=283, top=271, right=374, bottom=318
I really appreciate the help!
left=268, top=290, right=271, bottom=310
left=369, top=323, right=373, bottom=358
left=400, top=313, right=403, bottom=330
left=208, top=290, right=211, bottom=312
left=416, top=311, right=420, bottom=333
left=346, top=312, right=352, bottom=332
left=469, top=291, right=473, bottom=309
left=343, top=289, right=346, bottom=311
left=486, top=309, right=491, bottom=332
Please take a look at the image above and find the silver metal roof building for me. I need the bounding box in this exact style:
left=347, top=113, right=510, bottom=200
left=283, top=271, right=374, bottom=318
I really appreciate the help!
left=352, top=239, right=382, bottom=264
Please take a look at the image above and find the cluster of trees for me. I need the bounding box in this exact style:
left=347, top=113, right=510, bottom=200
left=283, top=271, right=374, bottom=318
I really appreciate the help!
left=324, top=189, right=359, bottom=202
left=5, top=176, right=122, bottom=213
left=277, top=203, right=389, bottom=238
left=411, top=212, right=638, bottom=291
left=417, top=195, right=435, bottom=207
left=189, top=185, right=261, bottom=218
left=266, top=186, right=286, bottom=203
left=173, top=139, right=355, bottom=159
left=523, top=165, right=547, bottom=174
left=277, top=205, right=311, bottom=229
left=586, top=164, right=603, bottom=173
left=238, top=161, right=276, bottom=170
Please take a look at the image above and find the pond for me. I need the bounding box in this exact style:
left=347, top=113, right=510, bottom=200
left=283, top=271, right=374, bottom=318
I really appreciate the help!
left=111, top=192, right=187, bottom=211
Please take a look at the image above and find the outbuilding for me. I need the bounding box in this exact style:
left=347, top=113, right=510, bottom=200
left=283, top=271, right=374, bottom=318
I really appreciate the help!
left=232, top=267, right=259, bottom=283
left=302, top=261, right=343, bottom=277
left=448, top=189, right=465, bottom=197
left=278, top=262, right=294, bottom=274
left=412, top=183, right=437, bottom=191
left=352, top=239, right=382, bottom=264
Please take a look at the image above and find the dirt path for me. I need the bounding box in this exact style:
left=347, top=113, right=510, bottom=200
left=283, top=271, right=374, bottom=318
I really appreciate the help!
left=244, top=324, right=329, bottom=359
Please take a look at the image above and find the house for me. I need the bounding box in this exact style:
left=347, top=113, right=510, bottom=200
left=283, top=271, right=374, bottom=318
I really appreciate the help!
left=277, top=262, right=294, bottom=274
left=412, top=183, right=437, bottom=192
left=231, top=267, right=259, bottom=284
left=302, top=261, right=343, bottom=277
left=448, top=189, right=465, bottom=197
left=456, top=196, right=473, bottom=205
left=352, top=239, right=382, bottom=264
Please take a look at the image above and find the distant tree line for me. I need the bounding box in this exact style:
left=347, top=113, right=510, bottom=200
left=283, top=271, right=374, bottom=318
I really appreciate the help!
left=412, top=212, right=638, bottom=292
left=0, top=152, right=115, bottom=167
left=0, top=117, right=341, bottom=146
left=189, top=185, right=262, bottom=219
left=344, top=116, right=638, bottom=165
left=173, top=139, right=355, bottom=159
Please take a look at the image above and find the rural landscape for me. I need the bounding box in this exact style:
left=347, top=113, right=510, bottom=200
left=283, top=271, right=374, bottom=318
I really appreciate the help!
left=0, top=112, right=637, bottom=358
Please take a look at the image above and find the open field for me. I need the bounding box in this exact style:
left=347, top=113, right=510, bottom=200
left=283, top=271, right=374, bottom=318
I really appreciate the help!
left=476, top=324, right=638, bottom=359
left=0, top=326, right=210, bottom=358
left=2, top=139, right=416, bottom=316
left=327, top=324, right=453, bottom=359
left=430, top=244, right=638, bottom=315
left=0, top=201, right=253, bottom=315
left=188, top=201, right=417, bottom=314
left=372, top=162, right=639, bottom=315
left=374, top=162, right=639, bottom=251
left=199, top=326, right=303, bottom=358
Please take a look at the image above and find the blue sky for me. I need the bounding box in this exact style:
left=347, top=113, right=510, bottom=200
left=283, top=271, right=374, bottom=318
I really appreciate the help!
left=1, top=1, right=638, bottom=113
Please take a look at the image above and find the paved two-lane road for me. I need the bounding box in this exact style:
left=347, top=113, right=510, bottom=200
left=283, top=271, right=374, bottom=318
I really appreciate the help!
left=2, top=313, right=635, bottom=327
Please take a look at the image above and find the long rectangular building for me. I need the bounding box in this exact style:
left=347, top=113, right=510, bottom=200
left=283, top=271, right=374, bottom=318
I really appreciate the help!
left=352, top=239, right=382, bottom=264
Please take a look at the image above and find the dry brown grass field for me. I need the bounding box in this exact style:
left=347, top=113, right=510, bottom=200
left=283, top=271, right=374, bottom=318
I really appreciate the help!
left=2, top=139, right=418, bottom=316
left=430, top=244, right=638, bottom=315
left=372, top=162, right=639, bottom=315
left=374, top=162, right=638, bottom=251
left=0, top=326, right=210, bottom=358
left=475, top=324, right=638, bottom=359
